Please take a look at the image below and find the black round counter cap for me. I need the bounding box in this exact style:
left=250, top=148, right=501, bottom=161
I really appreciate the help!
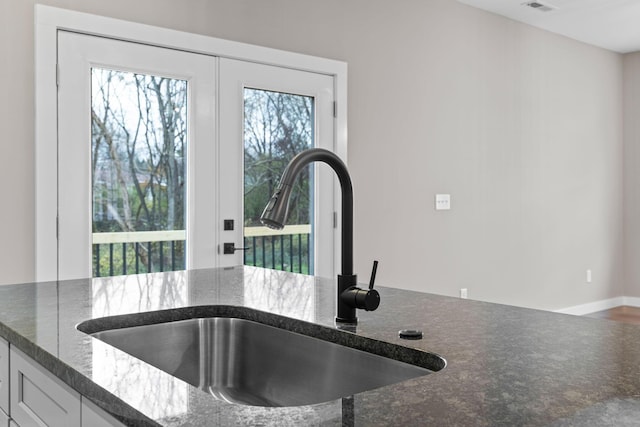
left=398, top=329, right=423, bottom=340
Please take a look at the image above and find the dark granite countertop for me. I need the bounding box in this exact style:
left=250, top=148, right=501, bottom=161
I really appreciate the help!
left=1, top=266, right=640, bottom=426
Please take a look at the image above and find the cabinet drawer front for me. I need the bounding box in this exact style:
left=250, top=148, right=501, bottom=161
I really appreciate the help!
left=0, top=337, right=8, bottom=416
left=10, top=347, right=80, bottom=427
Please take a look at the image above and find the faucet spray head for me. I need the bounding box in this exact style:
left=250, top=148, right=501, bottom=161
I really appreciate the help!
left=260, top=185, right=293, bottom=230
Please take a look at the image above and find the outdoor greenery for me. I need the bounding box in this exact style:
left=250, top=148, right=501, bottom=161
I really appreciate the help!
left=243, top=88, right=313, bottom=227
left=94, top=241, right=185, bottom=277
left=243, top=234, right=312, bottom=275
left=92, top=69, right=187, bottom=234
left=91, top=68, right=187, bottom=276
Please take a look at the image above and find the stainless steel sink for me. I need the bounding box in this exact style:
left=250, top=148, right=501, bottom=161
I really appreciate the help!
left=81, top=314, right=445, bottom=407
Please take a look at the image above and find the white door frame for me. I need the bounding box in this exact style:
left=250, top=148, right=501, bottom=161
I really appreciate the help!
left=35, top=5, right=347, bottom=282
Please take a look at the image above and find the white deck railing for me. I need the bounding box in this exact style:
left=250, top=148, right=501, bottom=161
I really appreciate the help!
left=92, top=225, right=312, bottom=276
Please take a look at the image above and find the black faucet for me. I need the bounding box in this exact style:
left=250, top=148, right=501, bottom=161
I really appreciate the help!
left=260, top=148, right=380, bottom=323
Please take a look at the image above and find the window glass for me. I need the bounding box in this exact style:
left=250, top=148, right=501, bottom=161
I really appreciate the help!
left=91, top=68, right=187, bottom=277
left=243, top=88, right=315, bottom=274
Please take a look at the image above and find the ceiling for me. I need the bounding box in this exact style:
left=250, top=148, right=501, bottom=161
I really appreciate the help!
left=457, top=0, right=640, bottom=53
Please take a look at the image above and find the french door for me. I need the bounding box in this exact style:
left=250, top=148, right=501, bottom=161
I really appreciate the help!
left=58, top=31, right=216, bottom=280
left=56, top=32, right=336, bottom=280
left=219, top=58, right=335, bottom=278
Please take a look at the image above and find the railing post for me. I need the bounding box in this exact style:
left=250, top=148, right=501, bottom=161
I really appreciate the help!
left=95, top=244, right=100, bottom=277
left=252, top=236, right=257, bottom=266
left=307, top=234, right=311, bottom=274
left=271, top=236, right=276, bottom=269
left=148, top=242, right=152, bottom=273
left=109, top=243, right=114, bottom=277
left=298, top=234, right=302, bottom=273
left=243, top=237, right=247, bottom=265
left=122, top=242, right=127, bottom=275
left=289, top=234, right=293, bottom=272
left=280, top=235, right=284, bottom=270
left=171, top=241, right=176, bottom=271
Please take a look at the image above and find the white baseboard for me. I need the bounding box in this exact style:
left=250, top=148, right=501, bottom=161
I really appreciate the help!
left=555, top=296, right=640, bottom=316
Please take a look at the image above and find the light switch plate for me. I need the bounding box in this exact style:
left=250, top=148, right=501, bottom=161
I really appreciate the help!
left=435, top=194, right=451, bottom=210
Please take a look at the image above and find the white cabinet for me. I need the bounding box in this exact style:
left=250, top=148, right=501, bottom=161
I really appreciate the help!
left=10, top=347, right=81, bottom=427
left=0, top=341, right=125, bottom=427
left=0, top=337, right=8, bottom=418
left=82, top=397, right=126, bottom=427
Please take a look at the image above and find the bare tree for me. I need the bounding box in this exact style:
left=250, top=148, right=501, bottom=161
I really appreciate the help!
left=91, top=69, right=187, bottom=274
left=243, top=88, right=313, bottom=226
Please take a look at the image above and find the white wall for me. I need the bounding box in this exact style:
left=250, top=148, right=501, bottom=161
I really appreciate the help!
left=0, top=0, right=626, bottom=311
left=344, top=4, right=623, bottom=311
left=624, top=53, right=640, bottom=298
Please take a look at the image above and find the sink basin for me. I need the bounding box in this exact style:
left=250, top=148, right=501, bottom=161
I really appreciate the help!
left=79, top=309, right=445, bottom=407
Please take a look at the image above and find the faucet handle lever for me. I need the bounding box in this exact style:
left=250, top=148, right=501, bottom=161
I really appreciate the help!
left=368, top=260, right=379, bottom=290
left=338, top=261, right=381, bottom=317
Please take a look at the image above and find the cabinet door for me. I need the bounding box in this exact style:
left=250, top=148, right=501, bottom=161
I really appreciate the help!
left=81, top=398, right=125, bottom=427
left=0, top=337, right=8, bottom=416
left=0, top=409, right=8, bottom=427
left=10, top=347, right=80, bottom=427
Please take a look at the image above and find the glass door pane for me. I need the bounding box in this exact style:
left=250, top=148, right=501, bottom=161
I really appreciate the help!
left=243, top=88, right=315, bottom=274
left=91, top=68, right=187, bottom=277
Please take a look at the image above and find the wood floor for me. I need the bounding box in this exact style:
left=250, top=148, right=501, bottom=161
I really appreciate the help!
left=585, top=306, right=640, bottom=325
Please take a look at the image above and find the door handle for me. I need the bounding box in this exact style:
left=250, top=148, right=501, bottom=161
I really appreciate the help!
left=223, top=242, right=252, bottom=255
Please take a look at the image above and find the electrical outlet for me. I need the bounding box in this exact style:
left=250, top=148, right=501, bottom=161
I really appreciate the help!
left=435, top=194, right=451, bottom=210
left=460, top=288, right=468, bottom=299
left=586, top=269, right=592, bottom=283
